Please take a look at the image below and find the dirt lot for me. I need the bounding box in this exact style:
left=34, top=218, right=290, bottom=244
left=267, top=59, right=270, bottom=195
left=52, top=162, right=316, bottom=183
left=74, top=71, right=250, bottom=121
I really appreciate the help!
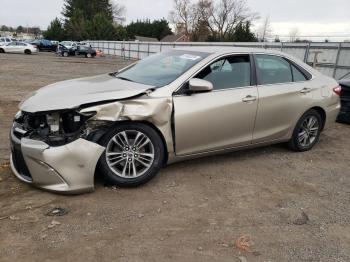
left=0, top=53, right=350, bottom=262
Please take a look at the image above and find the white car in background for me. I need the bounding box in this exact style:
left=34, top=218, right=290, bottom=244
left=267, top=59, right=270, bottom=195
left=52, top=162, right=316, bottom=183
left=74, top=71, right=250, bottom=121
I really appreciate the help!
left=0, top=41, right=38, bottom=54
left=59, top=41, right=77, bottom=50
left=0, top=37, right=15, bottom=46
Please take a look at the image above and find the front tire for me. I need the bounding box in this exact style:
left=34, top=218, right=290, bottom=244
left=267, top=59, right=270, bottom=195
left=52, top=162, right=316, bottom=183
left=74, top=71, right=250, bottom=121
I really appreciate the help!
left=0, top=48, right=5, bottom=53
left=62, top=51, right=69, bottom=57
left=288, top=109, right=322, bottom=152
left=24, top=49, right=31, bottom=55
left=98, top=123, right=165, bottom=187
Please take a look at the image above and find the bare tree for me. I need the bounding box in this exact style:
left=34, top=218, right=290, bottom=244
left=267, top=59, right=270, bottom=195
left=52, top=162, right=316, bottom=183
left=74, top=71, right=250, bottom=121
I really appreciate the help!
left=169, top=0, right=194, bottom=35
left=206, top=0, right=257, bottom=40
left=169, top=0, right=257, bottom=41
left=289, top=27, right=299, bottom=42
left=111, top=1, right=126, bottom=24
left=191, top=0, right=211, bottom=40
left=257, top=15, right=273, bottom=42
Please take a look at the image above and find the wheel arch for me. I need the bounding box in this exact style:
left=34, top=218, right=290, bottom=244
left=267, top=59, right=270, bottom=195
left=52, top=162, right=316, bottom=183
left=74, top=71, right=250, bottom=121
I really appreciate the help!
left=96, top=120, right=169, bottom=165
left=309, top=106, right=326, bottom=130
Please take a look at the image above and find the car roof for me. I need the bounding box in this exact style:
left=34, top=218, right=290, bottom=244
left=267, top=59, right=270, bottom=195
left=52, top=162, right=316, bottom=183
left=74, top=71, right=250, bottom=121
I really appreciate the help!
left=174, top=46, right=285, bottom=56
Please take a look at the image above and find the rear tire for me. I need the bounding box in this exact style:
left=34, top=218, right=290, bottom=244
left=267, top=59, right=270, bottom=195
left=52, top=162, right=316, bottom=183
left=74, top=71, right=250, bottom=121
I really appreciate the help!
left=62, top=51, right=69, bottom=57
left=288, top=109, right=322, bottom=152
left=24, top=49, right=31, bottom=55
left=0, top=48, right=4, bottom=53
left=98, top=122, right=165, bottom=187
left=86, top=53, right=92, bottom=58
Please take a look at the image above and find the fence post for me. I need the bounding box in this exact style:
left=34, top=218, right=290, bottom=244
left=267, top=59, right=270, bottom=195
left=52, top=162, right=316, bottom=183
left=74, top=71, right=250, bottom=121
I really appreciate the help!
left=304, top=43, right=311, bottom=63
left=122, top=40, right=125, bottom=60
left=333, top=42, right=342, bottom=78
left=147, top=43, right=150, bottom=56
left=137, top=42, right=140, bottom=60
left=280, top=42, right=283, bottom=52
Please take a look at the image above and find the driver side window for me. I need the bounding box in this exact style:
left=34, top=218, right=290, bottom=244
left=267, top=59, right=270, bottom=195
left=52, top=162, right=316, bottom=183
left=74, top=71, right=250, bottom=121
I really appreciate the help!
left=195, top=55, right=251, bottom=90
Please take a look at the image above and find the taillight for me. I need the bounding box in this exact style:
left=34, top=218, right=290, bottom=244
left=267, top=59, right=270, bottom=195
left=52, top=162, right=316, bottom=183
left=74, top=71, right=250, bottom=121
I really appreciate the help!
left=333, top=86, right=342, bottom=96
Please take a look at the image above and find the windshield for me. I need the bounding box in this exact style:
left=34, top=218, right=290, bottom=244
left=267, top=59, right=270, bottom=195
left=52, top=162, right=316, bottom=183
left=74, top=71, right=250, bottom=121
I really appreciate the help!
left=115, top=50, right=209, bottom=87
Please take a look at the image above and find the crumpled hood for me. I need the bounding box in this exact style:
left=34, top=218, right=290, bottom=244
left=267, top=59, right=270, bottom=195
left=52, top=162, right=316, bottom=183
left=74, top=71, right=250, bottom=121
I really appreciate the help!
left=20, top=74, right=154, bottom=113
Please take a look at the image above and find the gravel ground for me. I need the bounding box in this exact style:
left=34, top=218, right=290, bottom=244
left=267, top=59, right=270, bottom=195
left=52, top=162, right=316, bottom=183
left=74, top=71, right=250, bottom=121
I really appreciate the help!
left=0, top=52, right=350, bottom=262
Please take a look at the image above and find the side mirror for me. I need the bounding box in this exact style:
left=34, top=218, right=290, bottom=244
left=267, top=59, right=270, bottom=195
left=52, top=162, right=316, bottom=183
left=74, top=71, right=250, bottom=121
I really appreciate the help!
left=189, top=78, right=213, bottom=93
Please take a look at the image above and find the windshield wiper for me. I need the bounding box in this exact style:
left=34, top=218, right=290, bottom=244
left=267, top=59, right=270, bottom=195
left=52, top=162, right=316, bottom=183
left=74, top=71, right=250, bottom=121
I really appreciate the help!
left=115, top=76, right=134, bottom=82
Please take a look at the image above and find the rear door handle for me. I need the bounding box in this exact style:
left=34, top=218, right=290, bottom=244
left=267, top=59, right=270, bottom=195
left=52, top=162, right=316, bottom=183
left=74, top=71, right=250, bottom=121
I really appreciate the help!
left=242, top=95, right=257, bottom=102
left=300, top=88, right=312, bottom=94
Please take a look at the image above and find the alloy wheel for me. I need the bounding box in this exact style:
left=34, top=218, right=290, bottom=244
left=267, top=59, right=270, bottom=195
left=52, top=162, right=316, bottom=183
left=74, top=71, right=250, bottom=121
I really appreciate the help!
left=105, top=130, right=155, bottom=178
left=298, top=116, right=320, bottom=147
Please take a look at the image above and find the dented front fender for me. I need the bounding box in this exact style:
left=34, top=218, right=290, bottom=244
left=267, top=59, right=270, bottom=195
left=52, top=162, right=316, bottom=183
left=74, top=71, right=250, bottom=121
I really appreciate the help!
left=80, top=96, right=174, bottom=155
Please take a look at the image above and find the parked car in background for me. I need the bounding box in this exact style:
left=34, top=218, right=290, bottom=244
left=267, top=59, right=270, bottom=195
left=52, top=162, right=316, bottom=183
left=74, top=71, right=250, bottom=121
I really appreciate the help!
left=337, top=79, right=350, bottom=124
left=10, top=47, right=340, bottom=194
left=75, top=45, right=96, bottom=58
left=0, top=41, right=38, bottom=54
left=0, top=37, right=14, bottom=46
left=30, top=39, right=57, bottom=52
left=58, top=44, right=96, bottom=58
left=59, top=41, right=77, bottom=50
left=57, top=44, right=75, bottom=57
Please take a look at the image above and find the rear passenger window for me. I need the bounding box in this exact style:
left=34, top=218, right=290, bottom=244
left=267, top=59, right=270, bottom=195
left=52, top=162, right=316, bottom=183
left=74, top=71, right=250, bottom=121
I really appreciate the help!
left=196, top=55, right=251, bottom=90
left=255, top=55, right=293, bottom=85
left=291, top=64, right=307, bottom=82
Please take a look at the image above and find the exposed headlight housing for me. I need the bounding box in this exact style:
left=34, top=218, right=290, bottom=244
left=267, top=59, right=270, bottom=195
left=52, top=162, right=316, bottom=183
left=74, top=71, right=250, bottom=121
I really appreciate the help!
left=46, top=113, right=60, bottom=133
left=13, top=110, right=96, bottom=146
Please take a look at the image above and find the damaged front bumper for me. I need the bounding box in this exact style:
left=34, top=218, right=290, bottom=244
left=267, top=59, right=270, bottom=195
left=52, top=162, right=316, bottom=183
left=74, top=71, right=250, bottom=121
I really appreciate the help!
left=10, top=127, right=105, bottom=194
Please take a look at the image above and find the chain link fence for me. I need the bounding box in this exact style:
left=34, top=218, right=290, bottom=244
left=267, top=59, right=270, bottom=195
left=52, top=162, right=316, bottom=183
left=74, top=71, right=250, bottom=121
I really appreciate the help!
left=88, top=41, right=350, bottom=80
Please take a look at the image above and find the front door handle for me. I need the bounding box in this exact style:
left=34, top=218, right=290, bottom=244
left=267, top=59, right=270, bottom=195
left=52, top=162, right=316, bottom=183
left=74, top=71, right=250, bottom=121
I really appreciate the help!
left=300, top=88, right=312, bottom=94
left=242, top=95, right=257, bottom=102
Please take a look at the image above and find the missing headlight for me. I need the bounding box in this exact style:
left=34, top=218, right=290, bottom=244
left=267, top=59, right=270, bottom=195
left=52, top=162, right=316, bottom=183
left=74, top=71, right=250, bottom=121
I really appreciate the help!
left=61, top=111, right=85, bottom=133
left=46, top=113, right=60, bottom=133
left=14, top=110, right=95, bottom=146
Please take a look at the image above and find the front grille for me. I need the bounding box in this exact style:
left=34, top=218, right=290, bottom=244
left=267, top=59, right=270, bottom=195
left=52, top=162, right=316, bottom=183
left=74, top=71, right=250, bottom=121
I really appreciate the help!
left=11, top=147, right=32, bottom=180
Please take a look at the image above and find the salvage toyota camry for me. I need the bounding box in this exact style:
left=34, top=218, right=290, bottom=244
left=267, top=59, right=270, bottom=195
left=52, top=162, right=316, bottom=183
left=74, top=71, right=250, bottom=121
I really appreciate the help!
left=10, top=47, right=341, bottom=194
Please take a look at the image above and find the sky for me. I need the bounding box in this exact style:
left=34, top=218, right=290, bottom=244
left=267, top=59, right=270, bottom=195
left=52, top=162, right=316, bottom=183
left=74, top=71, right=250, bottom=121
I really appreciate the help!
left=0, top=0, right=349, bottom=41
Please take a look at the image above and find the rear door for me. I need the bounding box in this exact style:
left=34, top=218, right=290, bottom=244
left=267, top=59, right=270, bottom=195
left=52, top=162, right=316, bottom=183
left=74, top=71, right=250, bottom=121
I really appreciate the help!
left=173, top=54, right=258, bottom=155
left=252, top=54, right=314, bottom=143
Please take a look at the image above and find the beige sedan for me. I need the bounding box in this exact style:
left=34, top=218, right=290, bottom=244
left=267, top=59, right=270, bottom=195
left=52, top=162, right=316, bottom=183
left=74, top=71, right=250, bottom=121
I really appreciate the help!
left=11, top=47, right=341, bottom=193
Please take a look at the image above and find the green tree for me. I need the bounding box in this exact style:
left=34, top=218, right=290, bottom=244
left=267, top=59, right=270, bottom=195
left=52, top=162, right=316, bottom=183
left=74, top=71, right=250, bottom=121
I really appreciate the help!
left=207, top=21, right=256, bottom=42
left=227, top=22, right=257, bottom=42
left=16, top=26, right=24, bottom=33
left=126, top=19, right=172, bottom=40
left=62, top=0, right=113, bottom=23
left=44, top=18, right=66, bottom=41
left=61, top=0, right=121, bottom=40
left=86, top=13, right=116, bottom=40
left=1, top=25, right=9, bottom=31
left=115, top=25, right=128, bottom=40
left=65, top=9, right=87, bottom=41
left=151, top=19, right=173, bottom=40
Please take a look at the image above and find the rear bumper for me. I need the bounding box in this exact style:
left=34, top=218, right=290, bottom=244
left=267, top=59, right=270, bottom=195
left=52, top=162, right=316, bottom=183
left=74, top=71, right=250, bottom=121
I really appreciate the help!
left=325, top=102, right=341, bottom=129
left=10, top=128, right=105, bottom=194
